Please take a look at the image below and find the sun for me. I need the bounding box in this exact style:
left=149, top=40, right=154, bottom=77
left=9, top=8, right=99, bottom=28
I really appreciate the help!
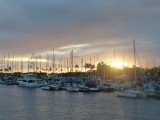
left=110, top=61, right=126, bottom=69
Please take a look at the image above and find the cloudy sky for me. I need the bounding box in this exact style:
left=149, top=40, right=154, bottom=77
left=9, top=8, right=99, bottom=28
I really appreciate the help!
left=0, top=0, right=160, bottom=67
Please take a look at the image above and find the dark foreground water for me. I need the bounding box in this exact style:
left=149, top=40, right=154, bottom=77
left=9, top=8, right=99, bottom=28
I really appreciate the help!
left=0, top=85, right=160, bottom=120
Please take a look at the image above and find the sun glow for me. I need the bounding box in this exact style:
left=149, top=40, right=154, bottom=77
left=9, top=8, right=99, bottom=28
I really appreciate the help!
left=110, top=61, right=127, bottom=69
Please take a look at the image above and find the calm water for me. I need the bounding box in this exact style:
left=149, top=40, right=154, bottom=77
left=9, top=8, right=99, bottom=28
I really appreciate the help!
left=0, top=85, right=160, bottom=120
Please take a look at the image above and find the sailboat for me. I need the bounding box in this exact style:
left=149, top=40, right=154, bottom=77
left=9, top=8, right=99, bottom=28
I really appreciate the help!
left=117, top=40, right=147, bottom=98
left=66, top=50, right=80, bottom=92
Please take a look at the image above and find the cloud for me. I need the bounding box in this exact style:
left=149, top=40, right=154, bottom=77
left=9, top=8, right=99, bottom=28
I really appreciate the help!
left=0, top=0, right=160, bottom=66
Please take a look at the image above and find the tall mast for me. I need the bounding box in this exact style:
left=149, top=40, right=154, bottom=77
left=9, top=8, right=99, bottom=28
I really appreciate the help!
left=67, top=58, right=69, bottom=72
left=70, top=50, right=73, bottom=72
left=7, top=53, right=9, bottom=71
left=35, top=57, right=37, bottom=72
left=61, top=56, right=63, bottom=74
left=133, top=40, right=137, bottom=80
left=3, top=55, right=5, bottom=73
left=28, top=60, right=29, bottom=73
left=2, top=57, right=3, bottom=73
left=153, top=59, right=156, bottom=81
left=40, top=57, right=41, bottom=72
left=104, top=59, right=106, bottom=80
left=12, top=53, right=14, bottom=73
left=52, top=48, right=55, bottom=74
left=146, top=60, right=148, bottom=69
left=114, top=50, right=116, bottom=62
left=46, top=53, right=49, bottom=73
left=81, top=59, right=83, bottom=72
left=16, top=60, right=19, bottom=72
left=20, top=59, right=23, bottom=73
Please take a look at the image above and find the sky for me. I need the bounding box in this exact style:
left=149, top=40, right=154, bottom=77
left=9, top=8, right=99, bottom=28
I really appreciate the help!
left=0, top=0, right=160, bottom=69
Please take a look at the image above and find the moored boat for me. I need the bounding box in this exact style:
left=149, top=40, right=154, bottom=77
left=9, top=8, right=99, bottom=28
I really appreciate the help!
left=17, top=73, right=40, bottom=88
left=117, top=89, right=147, bottom=98
left=85, top=81, right=100, bottom=92
left=41, top=85, right=51, bottom=90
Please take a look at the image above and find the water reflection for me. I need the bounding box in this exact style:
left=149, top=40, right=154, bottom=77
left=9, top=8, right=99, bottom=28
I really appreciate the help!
left=0, top=85, right=160, bottom=120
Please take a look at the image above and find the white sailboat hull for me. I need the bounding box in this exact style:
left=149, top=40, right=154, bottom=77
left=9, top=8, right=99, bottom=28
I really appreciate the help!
left=49, top=84, right=59, bottom=90
left=41, top=86, right=51, bottom=90
left=66, top=87, right=79, bottom=92
left=117, top=90, right=147, bottom=98
left=18, top=82, right=39, bottom=88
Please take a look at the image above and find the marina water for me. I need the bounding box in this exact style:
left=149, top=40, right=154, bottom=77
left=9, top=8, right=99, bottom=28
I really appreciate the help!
left=0, top=85, right=160, bottom=120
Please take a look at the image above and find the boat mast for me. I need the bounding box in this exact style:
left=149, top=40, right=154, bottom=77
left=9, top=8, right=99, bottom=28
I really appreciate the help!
left=28, top=60, right=29, bottom=73
left=153, top=59, right=156, bottom=81
left=46, top=53, right=49, bottom=73
left=133, top=40, right=137, bottom=80
left=12, top=53, right=14, bottom=73
left=67, top=58, right=69, bottom=72
left=52, top=48, right=55, bottom=74
left=70, top=50, right=73, bottom=72
left=20, top=59, right=23, bottom=73
left=114, top=50, right=116, bottom=62
left=123, top=55, right=125, bottom=75
left=3, top=55, right=5, bottom=73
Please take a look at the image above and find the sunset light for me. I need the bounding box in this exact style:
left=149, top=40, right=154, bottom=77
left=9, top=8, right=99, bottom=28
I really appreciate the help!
left=0, top=1, right=159, bottom=120
left=110, top=61, right=127, bottom=69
